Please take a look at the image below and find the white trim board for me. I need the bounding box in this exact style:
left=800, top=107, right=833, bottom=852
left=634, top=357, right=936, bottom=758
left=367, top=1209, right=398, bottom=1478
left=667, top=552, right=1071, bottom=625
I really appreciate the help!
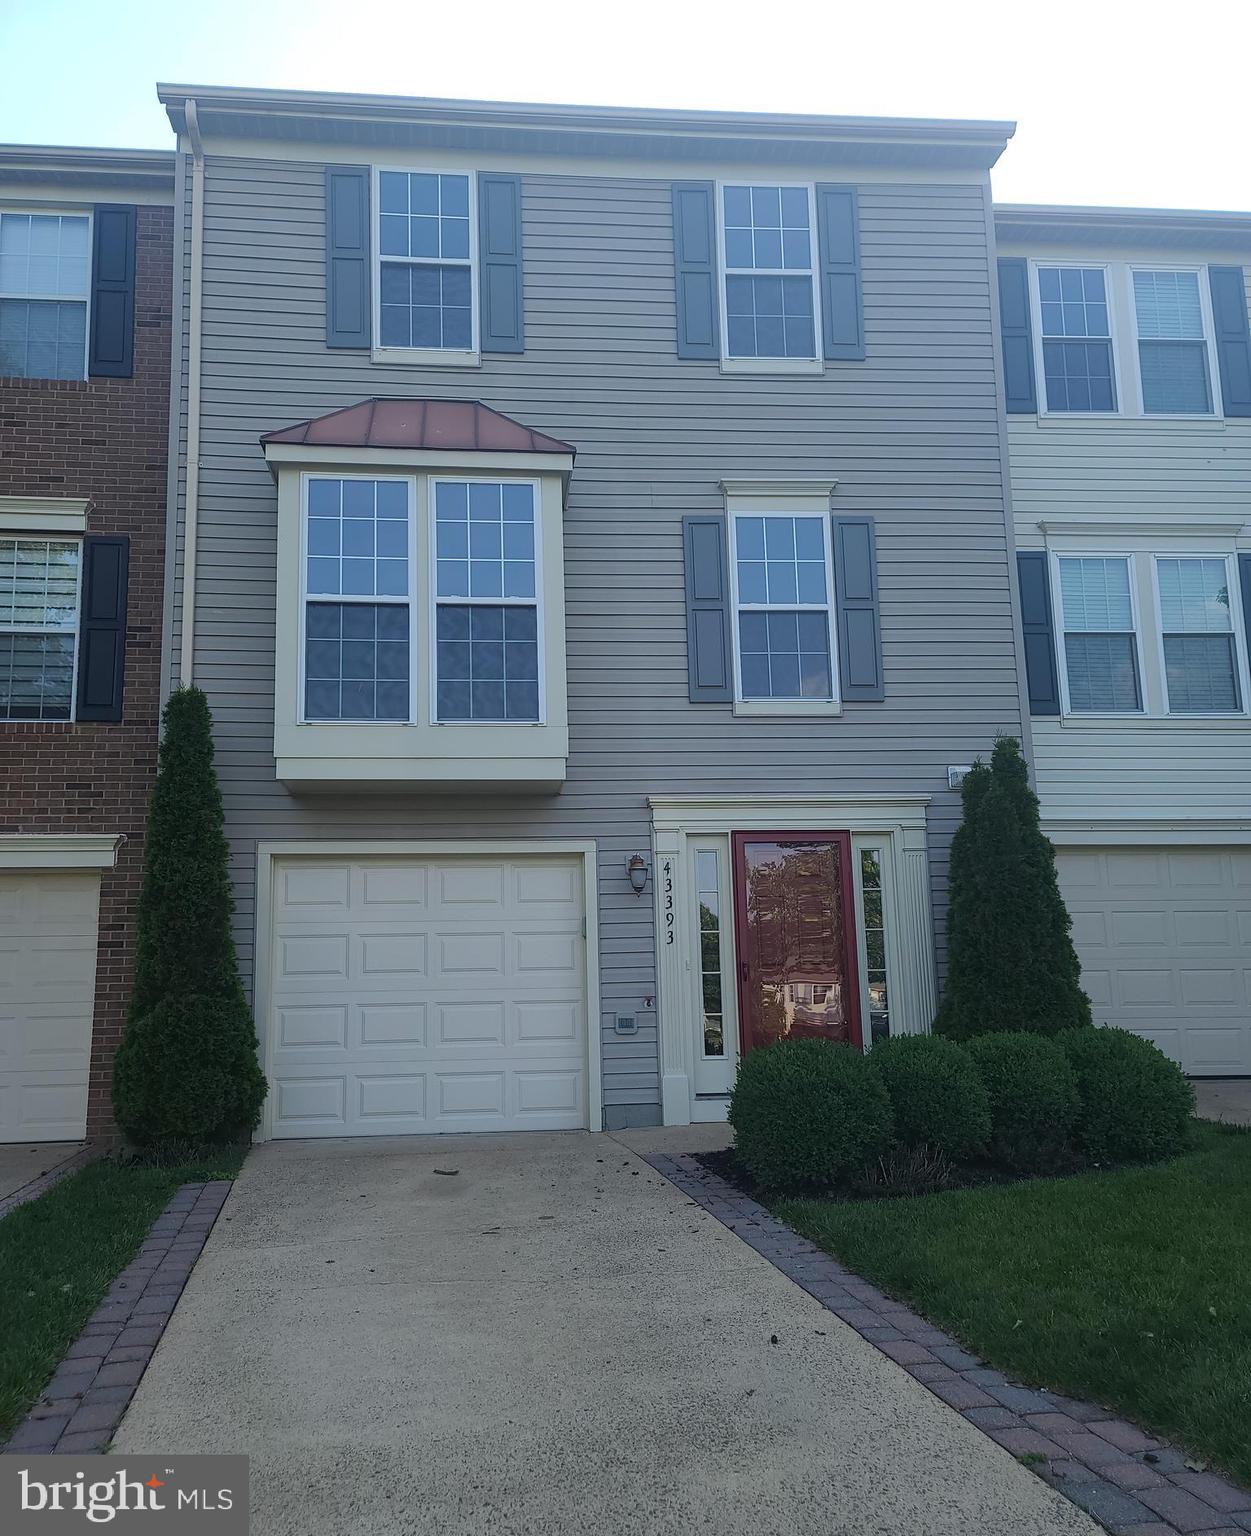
left=263, top=443, right=574, bottom=477
left=1044, top=819, right=1251, bottom=846
left=251, top=838, right=603, bottom=1141
left=649, top=793, right=931, bottom=831
left=0, top=497, right=90, bottom=534
left=1037, top=515, right=1249, bottom=541
left=0, top=834, right=121, bottom=870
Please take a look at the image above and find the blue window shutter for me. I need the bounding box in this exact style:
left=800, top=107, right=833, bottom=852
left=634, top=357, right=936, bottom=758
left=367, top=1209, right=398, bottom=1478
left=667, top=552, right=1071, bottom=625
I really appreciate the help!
left=1016, top=551, right=1060, bottom=716
left=88, top=204, right=136, bottom=378
left=479, top=173, right=524, bottom=354
left=815, top=186, right=864, bottom=361
left=671, top=183, right=719, bottom=360
left=1209, top=266, right=1251, bottom=418
left=76, top=535, right=129, bottom=722
left=325, top=166, right=371, bottom=348
left=831, top=516, right=883, bottom=701
left=997, top=258, right=1038, bottom=414
left=683, top=516, right=732, bottom=701
left=1239, top=555, right=1251, bottom=668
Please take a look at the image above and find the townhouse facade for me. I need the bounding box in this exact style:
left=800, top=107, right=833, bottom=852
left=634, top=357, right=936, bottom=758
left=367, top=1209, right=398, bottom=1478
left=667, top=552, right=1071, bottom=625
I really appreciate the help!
left=0, top=145, right=174, bottom=1141
left=156, top=85, right=1031, bottom=1137
left=998, top=206, right=1251, bottom=1077
left=4, top=90, right=1243, bottom=1148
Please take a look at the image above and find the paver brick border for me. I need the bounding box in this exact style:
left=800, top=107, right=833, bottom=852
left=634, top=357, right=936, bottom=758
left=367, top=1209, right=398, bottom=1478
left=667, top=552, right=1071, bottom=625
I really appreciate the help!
left=2, top=1179, right=232, bottom=1455
left=0, top=1145, right=101, bottom=1221
left=646, top=1150, right=1251, bottom=1536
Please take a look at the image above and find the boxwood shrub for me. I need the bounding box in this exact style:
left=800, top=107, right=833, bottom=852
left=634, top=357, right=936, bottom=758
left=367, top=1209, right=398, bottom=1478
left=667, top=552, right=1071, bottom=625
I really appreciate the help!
left=963, top=1031, right=1079, bottom=1172
left=729, top=1038, right=894, bottom=1193
left=1058, top=1026, right=1194, bottom=1165
left=871, top=1034, right=991, bottom=1161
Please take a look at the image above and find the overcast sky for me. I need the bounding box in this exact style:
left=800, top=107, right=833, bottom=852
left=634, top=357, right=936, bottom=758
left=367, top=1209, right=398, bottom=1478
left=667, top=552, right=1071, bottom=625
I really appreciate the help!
left=1, top=0, right=1249, bottom=210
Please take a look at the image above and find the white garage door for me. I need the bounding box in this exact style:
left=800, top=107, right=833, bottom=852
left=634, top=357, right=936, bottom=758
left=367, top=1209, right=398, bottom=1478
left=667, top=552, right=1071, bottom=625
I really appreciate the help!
left=1057, top=846, right=1251, bottom=1075
left=267, top=855, right=589, bottom=1137
left=0, top=872, right=99, bottom=1142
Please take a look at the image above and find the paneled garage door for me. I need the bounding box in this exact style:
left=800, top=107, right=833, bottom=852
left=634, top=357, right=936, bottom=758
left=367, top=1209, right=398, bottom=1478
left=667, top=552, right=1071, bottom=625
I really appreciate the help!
left=0, top=872, right=99, bottom=1142
left=267, top=855, right=589, bottom=1137
left=1056, top=846, right=1251, bottom=1075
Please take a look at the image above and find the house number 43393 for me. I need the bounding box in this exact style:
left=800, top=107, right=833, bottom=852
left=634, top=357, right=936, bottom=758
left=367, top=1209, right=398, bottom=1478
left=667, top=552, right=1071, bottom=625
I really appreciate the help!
left=663, top=860, right=674, bottom=944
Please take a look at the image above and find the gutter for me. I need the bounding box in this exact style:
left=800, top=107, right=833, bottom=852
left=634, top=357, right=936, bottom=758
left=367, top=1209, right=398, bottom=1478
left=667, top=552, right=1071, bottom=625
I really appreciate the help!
left=179, top=97, right=204, bottom=688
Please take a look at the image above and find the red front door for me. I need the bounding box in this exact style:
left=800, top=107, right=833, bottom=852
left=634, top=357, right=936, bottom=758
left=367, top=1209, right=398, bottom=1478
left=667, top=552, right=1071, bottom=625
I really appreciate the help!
left=731, top=832, right=862, bottom=1055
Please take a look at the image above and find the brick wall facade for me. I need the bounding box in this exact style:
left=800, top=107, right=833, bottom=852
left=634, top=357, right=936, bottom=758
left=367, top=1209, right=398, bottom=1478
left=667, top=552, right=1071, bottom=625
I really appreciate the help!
left=0, top=204, right=173, bottom=1140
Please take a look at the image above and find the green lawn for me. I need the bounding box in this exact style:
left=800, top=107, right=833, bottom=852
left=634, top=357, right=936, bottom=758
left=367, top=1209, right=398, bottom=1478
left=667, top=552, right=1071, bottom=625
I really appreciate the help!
left=777, top=1122, right=1251, bottom=1485
left=0, top=1147, right=245, bottom=1439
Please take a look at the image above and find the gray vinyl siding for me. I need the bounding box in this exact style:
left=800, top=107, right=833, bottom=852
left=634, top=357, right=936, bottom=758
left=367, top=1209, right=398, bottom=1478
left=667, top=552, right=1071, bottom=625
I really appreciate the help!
left=172, top=151, right=1024, bottom=1115
left=1004, top=254, right=1251, bottom=828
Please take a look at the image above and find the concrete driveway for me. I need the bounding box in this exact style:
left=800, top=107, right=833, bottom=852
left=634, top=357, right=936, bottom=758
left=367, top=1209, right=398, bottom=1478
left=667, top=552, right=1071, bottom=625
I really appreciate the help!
left=0, top=1142, right=84, bottom=1201
left=114, top=1133, right=1095, bottom=1536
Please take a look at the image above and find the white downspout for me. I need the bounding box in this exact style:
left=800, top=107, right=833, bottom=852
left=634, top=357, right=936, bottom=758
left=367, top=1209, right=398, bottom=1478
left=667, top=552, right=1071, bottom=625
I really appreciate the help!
left=179, top=97, right=205, bottom=688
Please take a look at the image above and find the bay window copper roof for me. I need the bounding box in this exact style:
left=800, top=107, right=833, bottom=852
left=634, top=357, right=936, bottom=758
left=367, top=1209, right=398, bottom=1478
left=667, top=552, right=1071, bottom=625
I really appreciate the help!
left=261, top=398, right=575, bottom=457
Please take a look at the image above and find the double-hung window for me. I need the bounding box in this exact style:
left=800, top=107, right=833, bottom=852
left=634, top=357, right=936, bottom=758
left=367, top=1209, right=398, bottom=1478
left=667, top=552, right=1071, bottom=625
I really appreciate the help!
left=1037, top=266, right=1116, bottom=412
left=0, top=537, right=81, bottom=719
left=376, top=171, right=475, bottom=354
left=720, top=184, right=819, bottom=361
left=1057, top=555, right=1141, bottom=712
left=731, top=513, right=836, bottom=701
left=1132, top=270, right=1213, bottom=415
left=433, top=479, right=540, bottom=722
left=303, top=477, right=412, bottom=722
left=0, top=212, right=90, bottom=381
left=1156, top=557, right=1240, bottom=713
left=1031, top=261, right=1222, bottom=417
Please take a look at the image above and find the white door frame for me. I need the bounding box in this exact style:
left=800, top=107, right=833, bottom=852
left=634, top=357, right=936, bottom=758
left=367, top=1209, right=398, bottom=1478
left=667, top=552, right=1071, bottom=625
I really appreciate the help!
left=253, top=839, right=602, bottom=1141
left=649, top=795, right=936, bottom=1126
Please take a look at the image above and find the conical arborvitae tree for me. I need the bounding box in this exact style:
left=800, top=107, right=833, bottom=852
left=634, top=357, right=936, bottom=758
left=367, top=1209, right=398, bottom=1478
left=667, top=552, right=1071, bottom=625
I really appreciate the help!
left=934, top=736, right=1091, bottom=1041
left=113, top=687, right=267, bottom=1146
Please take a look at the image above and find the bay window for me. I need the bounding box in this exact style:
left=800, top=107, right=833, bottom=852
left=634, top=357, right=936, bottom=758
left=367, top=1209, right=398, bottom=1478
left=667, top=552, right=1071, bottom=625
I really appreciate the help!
left=274, top=454, right=567, bottom=787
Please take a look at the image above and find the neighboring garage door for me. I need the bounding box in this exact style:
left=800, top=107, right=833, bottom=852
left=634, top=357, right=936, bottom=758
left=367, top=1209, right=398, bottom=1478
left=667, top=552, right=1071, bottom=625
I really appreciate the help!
left=1056, top=846, right=1251, bottom=1075
left=0, top=872, right=99, bottom=1142
left=267, top=855, right=589, bottom=1137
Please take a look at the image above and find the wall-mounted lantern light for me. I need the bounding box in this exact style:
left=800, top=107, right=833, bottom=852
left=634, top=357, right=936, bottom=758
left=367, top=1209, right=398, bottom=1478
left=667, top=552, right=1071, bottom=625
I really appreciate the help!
left=626, top=854, right=649, bottom=895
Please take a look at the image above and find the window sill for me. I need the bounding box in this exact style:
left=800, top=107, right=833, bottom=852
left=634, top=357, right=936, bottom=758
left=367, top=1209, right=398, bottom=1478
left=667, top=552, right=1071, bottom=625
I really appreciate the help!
left=1051, top=713, right=1249, bottom=729
left=370, top=346, right=481, bottom=369
left=732, top=698, right=842, bottom=718
left=719, top=356, right=824, bottom=377
left=1031, top=412, right=1227, bottom=431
